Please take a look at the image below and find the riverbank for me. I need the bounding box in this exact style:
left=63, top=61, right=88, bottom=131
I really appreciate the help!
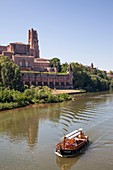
left=52, top=89, right=86, bottom=95
left=0, top=88, right=86, bottom=111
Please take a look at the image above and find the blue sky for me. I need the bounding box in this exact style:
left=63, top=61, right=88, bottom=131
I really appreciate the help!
left=0, top=0, right=113, bottom=71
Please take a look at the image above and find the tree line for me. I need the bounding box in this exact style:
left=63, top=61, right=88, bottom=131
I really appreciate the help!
left=50, top=58, right=113, bottom=92
left=0, top=56, right=113, bottom=110
left=1, top=56, right=113, bottom=92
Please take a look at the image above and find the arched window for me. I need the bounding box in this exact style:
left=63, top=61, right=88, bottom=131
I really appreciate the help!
left=20, top=61, right=22, bottom=66
left=26, top=61, right=28, bottom=67
left=22, top=59, right=25, bottom=67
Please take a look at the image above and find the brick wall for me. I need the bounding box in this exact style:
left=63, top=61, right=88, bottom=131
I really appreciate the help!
left=22, top=72, right=73, bottom=89
left=12, top=55, right=34, bottom=70
left=0, top=46, right=7, bottom=54
left=9, top=43, right=30, bottom=55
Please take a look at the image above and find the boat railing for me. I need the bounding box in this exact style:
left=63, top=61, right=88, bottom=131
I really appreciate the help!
left=68, top=132, right=80, bottom=139
left=65, top=128, right=82, bottom=138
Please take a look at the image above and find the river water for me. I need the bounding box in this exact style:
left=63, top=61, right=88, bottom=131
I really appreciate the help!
left=0, top=91, right=113, bottom=170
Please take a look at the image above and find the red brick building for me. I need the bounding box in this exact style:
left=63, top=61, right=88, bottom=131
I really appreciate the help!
left=0, top=28, right=73, bottom=89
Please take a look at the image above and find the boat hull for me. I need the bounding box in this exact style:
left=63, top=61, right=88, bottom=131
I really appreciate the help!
left=55, top=139, right=89, bottom=158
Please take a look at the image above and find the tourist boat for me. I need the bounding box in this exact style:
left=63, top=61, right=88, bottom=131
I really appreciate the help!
left=55, top=128, right=89, bottom=157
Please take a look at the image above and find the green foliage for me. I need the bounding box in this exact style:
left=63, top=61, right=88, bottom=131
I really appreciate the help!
left=0, top=86, right=71, bottom=110
left=0, top=102, right=19, bottom=111
left=71, top=62, right=110, bottom=92
left=0, top=56, right=24, bottom=91
left=0, top=89, right=13, bottom=102
left=46, top=93, right=57, bottom=103
left=110, top=79, right=113, bottom=89
left=57, top=93, right=71, bottom=102
left=50, top=57, right=61, bottom=72
left=61, top=62, right=69, bottom=73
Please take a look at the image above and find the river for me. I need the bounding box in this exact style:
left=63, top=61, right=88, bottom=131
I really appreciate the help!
left=0, top=91, right=113, bottom=170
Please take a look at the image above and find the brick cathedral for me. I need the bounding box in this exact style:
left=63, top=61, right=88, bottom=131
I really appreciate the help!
left=0, top=28, right=73, bottom=89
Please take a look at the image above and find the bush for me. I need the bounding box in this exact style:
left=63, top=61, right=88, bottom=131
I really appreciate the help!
left=0, top=86, right=71, bottom=110
left=0, top=102, right=19, bottom=110
left=0, top=89, right=13, bottom=102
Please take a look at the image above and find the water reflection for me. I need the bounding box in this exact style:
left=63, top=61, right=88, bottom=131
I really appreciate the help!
left=0, top=104, right=62, bottom=150
left=0, top=108, right=39, bottom=149
left=56, top=156, right=79, bottom=170
left=0, top=92, right=113, bottom=148
left=0, top=91, right=113, bottom=170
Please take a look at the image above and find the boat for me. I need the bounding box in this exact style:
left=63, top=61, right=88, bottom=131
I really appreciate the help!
left=55, top=128, right=89, bottom=157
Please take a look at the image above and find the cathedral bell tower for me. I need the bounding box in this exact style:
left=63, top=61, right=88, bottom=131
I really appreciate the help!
left=28, top=28, right=40, bottom=58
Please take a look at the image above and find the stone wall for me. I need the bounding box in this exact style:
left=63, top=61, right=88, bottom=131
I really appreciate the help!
left=9, top=43, right=30, bottom=55
left=22, top=72, right=73, bottom=89
left=2, top=51, right=14, bottom=59
left=12, top=55, right=34, bottom=70
left=34, top=58, right=50, bottom=71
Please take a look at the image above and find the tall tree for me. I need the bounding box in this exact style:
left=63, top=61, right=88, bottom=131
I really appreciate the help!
left=50, top=58, right=61, bottom=72
left=61, top=62, right=69, bottom=72
left=0, top=56, right=24, bottom=91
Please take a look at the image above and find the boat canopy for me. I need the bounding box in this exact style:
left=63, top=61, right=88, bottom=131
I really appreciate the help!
left=65, top=128, right=82, bottom=138
left=68, top=132, right=80, bottom=139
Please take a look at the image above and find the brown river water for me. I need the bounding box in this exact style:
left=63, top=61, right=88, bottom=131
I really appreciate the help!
left=0, top=91, right=113, bottom=170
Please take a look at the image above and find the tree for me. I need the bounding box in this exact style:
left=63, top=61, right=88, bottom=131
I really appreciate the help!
left=110, top=79, right=113, bottom=89
left=50, top=57, right=61, bottom=72
left=108, top=70, right=113, bottom=75
left=0, top=56, right=24, bottom=91
left=71, top=61, right=110, bottom=92
left=61, top=62, right=69, bottom=72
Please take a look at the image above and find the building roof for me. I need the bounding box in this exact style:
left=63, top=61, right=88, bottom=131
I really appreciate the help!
left=10, top=42, right=27, bottom=45
left=0, top=45, right=7, bottom=48
left=35, top=58, right=50, bottom=61
left=34, top=58, right=50, bottom=64
left=13, top=54, right=34, bottom=58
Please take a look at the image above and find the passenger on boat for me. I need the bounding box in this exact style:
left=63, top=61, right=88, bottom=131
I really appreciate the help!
left=63, top=136, right=67, bottom=148
left=78, top=130, right=88, bottom=141
left=65, top=138, right=77, bottom=148
left=78, top=130, right=83, bottom=139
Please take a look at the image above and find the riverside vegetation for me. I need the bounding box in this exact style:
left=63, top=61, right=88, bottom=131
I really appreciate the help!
left=0, top=56, right=113, bottom=111
left=0, top=57, right=71, bottom=110
left=0, top=86, right=71, bottom=110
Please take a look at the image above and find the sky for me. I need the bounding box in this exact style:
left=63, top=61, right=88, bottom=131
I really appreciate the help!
left=0, top=0, right=113, bottom=72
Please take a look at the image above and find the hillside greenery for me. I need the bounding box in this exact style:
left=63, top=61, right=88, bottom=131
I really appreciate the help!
left=61, top=61, right=112, bottom=92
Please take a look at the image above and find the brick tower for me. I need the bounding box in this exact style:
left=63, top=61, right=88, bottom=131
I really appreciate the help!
left=28, top=28, right=40, bottom=58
